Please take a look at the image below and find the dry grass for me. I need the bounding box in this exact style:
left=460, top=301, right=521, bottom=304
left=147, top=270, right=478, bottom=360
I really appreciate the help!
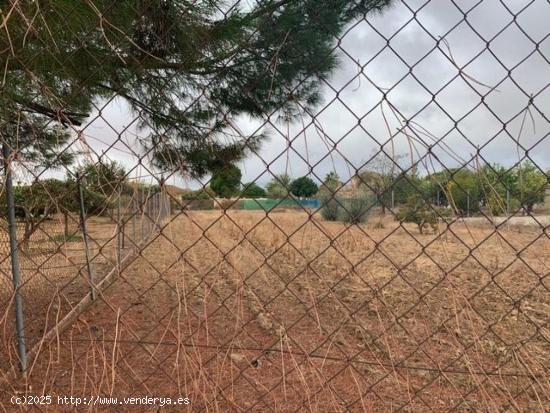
left=1, top=210, right=549, bottom=412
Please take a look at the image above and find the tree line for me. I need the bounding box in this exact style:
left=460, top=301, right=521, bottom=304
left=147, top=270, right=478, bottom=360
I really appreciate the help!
left=0, top=161, right=158, bottom=241
left=186, top=160, right=548, bottom=217
left=183, top=164, right=323, bottom=200
left=357, top=160, right=548, bottom=216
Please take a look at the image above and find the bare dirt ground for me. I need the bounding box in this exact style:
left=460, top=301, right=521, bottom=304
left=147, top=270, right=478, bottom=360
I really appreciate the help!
left=1, top=210, right=549, bottom=412
left=0, top=216, right=126, bottom=368
left=464, top=214, right=550, bottom=228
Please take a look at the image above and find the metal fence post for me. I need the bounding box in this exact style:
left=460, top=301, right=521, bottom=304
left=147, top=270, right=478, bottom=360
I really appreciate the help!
left=2, top=144, right=28, bottom=375
left=140, top=191, right=145, bottom=242
left=117, top=188, right=122, bottom=268
left=132, top=197, right=137, bottom=250
left=77, top=173, right=96, bottom=301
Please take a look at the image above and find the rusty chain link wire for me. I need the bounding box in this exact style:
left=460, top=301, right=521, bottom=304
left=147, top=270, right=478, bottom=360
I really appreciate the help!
left=1, top=0, right=549, bottom=411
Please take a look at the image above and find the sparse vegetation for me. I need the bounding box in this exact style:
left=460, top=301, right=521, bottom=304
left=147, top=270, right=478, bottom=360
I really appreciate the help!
left=397, top=195, right=444, bottom=234
left=320, top=195, right=341, bottom=221
left=338, top=193, right=373, bottom=224
left=320, top=191, right=372, bottom=224
left=266, top=174, right=292, bottom=199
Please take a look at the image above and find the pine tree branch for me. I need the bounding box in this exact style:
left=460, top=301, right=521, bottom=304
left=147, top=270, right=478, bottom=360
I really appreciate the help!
left=14, top=98, right=86, bottom=126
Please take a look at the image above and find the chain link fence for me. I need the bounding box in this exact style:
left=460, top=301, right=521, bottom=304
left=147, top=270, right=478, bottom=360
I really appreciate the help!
left=0, top=183, right=171, bottom=371
left=0, top=0, right=549, bottom=411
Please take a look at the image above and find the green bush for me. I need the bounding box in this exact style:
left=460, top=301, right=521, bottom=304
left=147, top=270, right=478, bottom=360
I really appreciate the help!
left=320, top=193, right=373, bottom=224
left=320, top=196, right=340, bottom=221
left=338, top=195, right=372, bottom=224
left=397, top=195, right=449, bottom=234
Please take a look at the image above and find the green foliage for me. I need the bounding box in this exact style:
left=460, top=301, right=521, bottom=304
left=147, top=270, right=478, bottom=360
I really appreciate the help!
left=1, top=0, right=392, bottom=177
left=392, top=172, right=425, bottom=205
left=357, top=152, right=409, bottom=213
left=290, top=176, right=318, bottom=198
left=320, top=196, right=340, bottom=221
left=318, top=171, right=342, bottom=198
left=338, top=193, right=373, bottom=224
left=241, top=182, right=266, bottom=198
left=266, top=174, right=292, bottom=198
left=0, top=124, right=75, bottom=171
left=513, top=161, right=547, bottom=213
left=181, top=187, right=215, bottom=210
left=320, top=191, right=372, bottom=224
left=80, top=188, right=112, bottom=216
left=3, top=179, right=79, bottom=220
left=479, top=164, right=515, bottom=215
left=447, top=169, right=482, bottom=215
left=0, top=178, right=108, bottom=240
left=74, top=160, right=127, bottom=197
left=397, top=195, right=445, bottom=234
left=210, top=164, right=242, bottom=198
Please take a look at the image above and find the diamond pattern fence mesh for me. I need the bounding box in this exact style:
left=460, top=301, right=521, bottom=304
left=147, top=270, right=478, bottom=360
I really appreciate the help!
left=0, top=0, right=549, bottom=411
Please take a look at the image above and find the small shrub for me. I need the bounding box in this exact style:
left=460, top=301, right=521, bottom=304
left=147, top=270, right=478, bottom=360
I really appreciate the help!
left=397, top=195, right=447, bottom=234
left=338, top=194, right=372, bottom=224
left=320, top=195, right=340, bottom=221
left=320, top=192, right=373, bottom=224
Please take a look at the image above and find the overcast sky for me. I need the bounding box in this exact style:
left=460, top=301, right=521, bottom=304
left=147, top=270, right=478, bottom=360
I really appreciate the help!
left=77, top=0, right=550, bottom=189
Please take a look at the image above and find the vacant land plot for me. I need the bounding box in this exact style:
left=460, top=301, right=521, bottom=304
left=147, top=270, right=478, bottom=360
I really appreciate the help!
left=2, top=210, right=549, bottom=412
left=0, top=216, right=130, bottom=367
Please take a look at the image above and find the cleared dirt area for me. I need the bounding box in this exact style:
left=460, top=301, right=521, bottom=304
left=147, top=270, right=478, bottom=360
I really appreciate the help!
left=0, top=216, right=130, bottom=368
left=2, top=210, right=549, bottom=412
left=464, top=215, right=550, bottom=228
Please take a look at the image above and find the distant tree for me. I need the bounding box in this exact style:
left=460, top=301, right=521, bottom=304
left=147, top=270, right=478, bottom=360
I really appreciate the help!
left=0, top=179, right=81, bottom=244
left=322, top=171, right=342, bottom=190
left=290, top=176, right=318, bottom=198
left=446, top=169, right=482, bottom=215
left=12, top=181, right=58, bottom=245
left=318, top=171, right=342, bottom=196
left=356, top=170, right=388, bottom=213
left=41, top=179, right=80, bottom=238
left=422, top=168, right=482, bottom=215
left=356, top=152, right=404, bottom=214
left=513, top=161, right=547, bottom=214
left=397, top=195, right=444, bottom=234
left=74, top=160, right=127, bottom=197
left=392, top=171, right=424, bottom=205
left=210, top=164, right=242, bottom=198
left=266, top=174, right=292, bottom=198
left=241, top=182, right=266, bottom=198
left=479, top=163, right=516, bottom=215
left=423, top=170, right=451, bottom=207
